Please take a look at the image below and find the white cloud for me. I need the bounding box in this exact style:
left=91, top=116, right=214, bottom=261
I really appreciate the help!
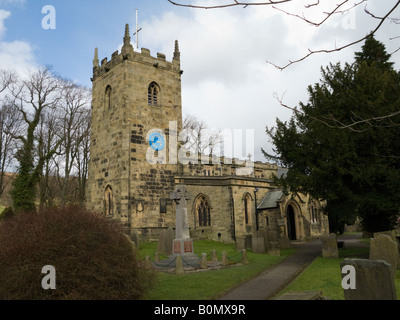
left=0, top=10, right=11, bottom=39
left=0, top=8, right=36, bottom=75
left=0, top=40, right=35, bottom=73
left=137, top=0, right=399, bottom=161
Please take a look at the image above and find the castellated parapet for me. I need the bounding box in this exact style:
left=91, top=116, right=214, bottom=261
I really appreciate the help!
left=92, top=24, right=181, bottom=82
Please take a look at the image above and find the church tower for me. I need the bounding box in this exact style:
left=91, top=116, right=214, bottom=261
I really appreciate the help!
left=86, top=24, right=183, bottom=238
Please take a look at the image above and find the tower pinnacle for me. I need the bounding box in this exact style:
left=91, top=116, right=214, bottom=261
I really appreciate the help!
left=173, top=40, right=180, bottom=61
left=122, top=24, right=134, bottom=55
left=93, top=47, right=99, bottom=68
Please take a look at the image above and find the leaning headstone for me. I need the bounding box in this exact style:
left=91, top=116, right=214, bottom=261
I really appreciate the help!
left=320, top=233, right=339, bottom=258
left=268, top=241, right=280, bottom=256
left=124, top=234, right=137, bottom=255
left=126, top=230, right=139, bottom=249
left=340, top=259, right=397, bottom=300
left=374, top=230, right=397, bottom=241
left=157, top=226, right=174, bottom=255
left=369, top=234, right=398, bottom=279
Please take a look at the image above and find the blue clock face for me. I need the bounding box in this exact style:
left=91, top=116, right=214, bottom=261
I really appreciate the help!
left=149, top=132, right=165, bottom=151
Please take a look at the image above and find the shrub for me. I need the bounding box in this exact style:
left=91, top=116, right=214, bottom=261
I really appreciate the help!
left=0, top=206, right=155, bottom=300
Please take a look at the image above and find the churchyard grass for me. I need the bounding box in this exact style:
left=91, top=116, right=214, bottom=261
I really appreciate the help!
left=279, top=245, right=400, bottom=300
left=139, top=240, right=294, bottom=300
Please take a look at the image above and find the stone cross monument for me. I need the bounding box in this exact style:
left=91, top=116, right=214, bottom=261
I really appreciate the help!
left=170, top=185, right=194, bottom=256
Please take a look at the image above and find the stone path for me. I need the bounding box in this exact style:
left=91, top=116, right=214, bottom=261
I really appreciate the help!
left=218, top=233, right=367, bottom=300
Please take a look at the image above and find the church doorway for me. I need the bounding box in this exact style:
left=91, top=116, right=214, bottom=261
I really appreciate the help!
left=287, top=204, right=297, bottom=240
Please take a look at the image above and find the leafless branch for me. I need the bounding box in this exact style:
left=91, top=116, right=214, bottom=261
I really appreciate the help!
left=268, top=0, right=400, bottom=70
left=167, top=0, right=293, bottom=9
left=169, top=0, right=400, bottom=70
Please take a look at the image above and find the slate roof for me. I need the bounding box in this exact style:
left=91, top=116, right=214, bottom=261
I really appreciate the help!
left=257, top=190, right=284, bottom=210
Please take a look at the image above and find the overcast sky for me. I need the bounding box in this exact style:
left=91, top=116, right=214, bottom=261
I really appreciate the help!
left=0, top=0, right=399, bottom=161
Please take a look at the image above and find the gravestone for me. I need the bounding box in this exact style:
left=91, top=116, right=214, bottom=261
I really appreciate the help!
left=369, top=234, right=398, bottom=279
left=373, top=230, right=400, bottom=270
left=374, top=230, right=397, bottom=241
left=235, top=235, right=252, bottom=251
left=341, top=259, right=397, bottom=300
left=124, top=234, right=137, bottom=255
left=268, top=229, right=279, bottom=243
left=256, top=229, right=269, bottom=250
left=157, top=226, right=174, bottom=255
left=252, top=237, right=265, bottom=254
left=268, top=241, right=280, bottom=256
left=279, top=235, right=291, bottom=250
left=320, top=233, right=339, bottom=258
left=126, top=230, right=139, bottom=249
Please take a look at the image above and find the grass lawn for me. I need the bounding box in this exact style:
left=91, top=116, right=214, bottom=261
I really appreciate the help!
left=279, top=243, right=400, bottom=300
left=138, top=240, right=294, bottom=300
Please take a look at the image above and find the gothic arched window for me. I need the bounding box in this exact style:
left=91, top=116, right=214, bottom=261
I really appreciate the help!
left=105, top=85, right=112, bottom=110
left=104, top=185, right=113, bottom=216
left=195, top=195, right=211, bottom=227
left=243, top=193, right=252, bottom=225
left=148, top=82, right=159, bottom=106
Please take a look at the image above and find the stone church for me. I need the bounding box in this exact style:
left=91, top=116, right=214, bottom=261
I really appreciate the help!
left=86, top=24, right=329, bottom=245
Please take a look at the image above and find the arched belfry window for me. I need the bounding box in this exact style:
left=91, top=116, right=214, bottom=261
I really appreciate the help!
left=148, top=82, right=159, bottom=106
left=105, top=85, right=112, bottom=110
left=104, top=185, right=113, bottom=216
left=195, top=195, right=211, bottom=227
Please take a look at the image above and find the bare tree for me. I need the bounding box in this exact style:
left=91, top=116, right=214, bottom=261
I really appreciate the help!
left=182, top=113, right=223, bottom=156
left=168, top=0, right=400, bottom=70
left=8, top=66, right=65, bottom=212
left=0, top=103, right=21, bottom=200
left=37, top=108, right=63, bottom=210
left=73, top=107, right=91, bottom=207
left=56, top=82, right=91, bottom=207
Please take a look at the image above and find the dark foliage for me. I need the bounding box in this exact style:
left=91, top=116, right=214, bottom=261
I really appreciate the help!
left=0, top=207, right=155, bottom=300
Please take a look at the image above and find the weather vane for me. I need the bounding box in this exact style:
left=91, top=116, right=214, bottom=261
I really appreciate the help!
left=133, top=9, right=142, bottom=52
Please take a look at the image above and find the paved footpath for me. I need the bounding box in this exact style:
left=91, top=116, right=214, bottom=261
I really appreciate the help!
left=218, top=233, right=366, bottom=300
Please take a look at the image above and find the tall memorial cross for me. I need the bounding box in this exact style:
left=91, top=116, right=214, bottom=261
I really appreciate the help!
left=170, top=185, right=194, bottom=256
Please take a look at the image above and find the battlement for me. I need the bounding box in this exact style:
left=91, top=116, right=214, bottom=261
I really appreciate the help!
left=92, top=24, right=181, bottom=81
